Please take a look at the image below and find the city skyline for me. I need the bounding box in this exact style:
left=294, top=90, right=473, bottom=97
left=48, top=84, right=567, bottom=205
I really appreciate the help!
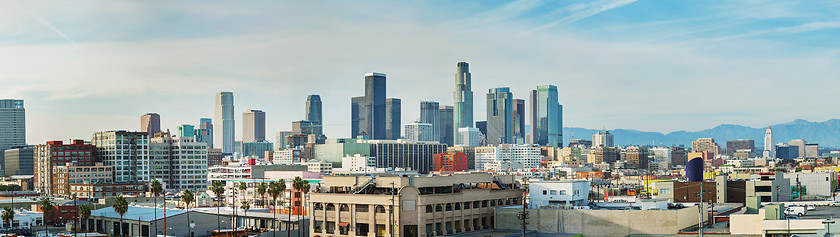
left=3, top=1, right=840, bottom=144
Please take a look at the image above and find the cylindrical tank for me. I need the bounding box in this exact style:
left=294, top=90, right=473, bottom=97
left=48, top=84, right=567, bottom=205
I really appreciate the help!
left=685, top=157, right=703, bottom=182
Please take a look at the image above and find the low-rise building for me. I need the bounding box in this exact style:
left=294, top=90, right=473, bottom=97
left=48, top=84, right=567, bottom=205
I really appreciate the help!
left=528, top=180, right=590, bottom=208
left=308, top=173, right=521, bottom=237
left=68, top=182, right=146, bottom=198
left=432, top=152, right=468, bottom=172
left=52, top=162, right=113, bottom=197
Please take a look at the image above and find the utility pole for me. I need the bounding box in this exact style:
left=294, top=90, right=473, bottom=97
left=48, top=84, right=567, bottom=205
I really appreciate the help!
left=389, top=182, right=395, bottom=237
left=699, top=181, right=703, bottom=237
left=797, top=174, right=802, bottom=202
left=517, top=177, right=529, bottom=237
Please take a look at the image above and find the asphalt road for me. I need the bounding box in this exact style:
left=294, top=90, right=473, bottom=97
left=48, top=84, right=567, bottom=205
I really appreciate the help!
left=798, top=206, right=840, bottom=219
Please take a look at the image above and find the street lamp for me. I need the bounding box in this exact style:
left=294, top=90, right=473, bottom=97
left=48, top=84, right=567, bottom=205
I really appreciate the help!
left=824, top=217, right=835, bottom=235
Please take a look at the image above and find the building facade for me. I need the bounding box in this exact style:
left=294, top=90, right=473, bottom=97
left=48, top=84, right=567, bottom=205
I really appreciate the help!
left=453, top=62, right=474, bottom=146
left=4, top=146, right=34, bottom=176
left=199, top=118, right=214, bottom=148
left=432, top=152, right=469, bottom=172
left=419, top=101, right=440, bottom=142
left=34, top=140, right=97, bottom=195
left=307, top=95, right=324, bottom=135
left=139, top=113, right=161, bottom=136
left=592, top=131, right=614, bottom=148
left=692, top=138, right=720, bottom=156
left=92, top=131, right=150, bottom=183
left=529, top=85, right=562, bottom=147
left=456, top=127, right=481, bottom=147
left=486, top=88, right=513, bottom=146
left=0, top=99, right=25, bottom=150
left=243, top=109, right=266, bottom=143
left=52, top=162, right=113, bottom=197
left=438, top=106, right=454, bottom=146
left=386, top=98, right=401, bottom=140
left=726, top=139, right=755, bottom=158
left=365, top=140, right=448, bottom=173
left=149, top=134, right=209, bottom=191
left=405, top=122, right=435, bottom=142
left=214, top=92, right=235, bottom=153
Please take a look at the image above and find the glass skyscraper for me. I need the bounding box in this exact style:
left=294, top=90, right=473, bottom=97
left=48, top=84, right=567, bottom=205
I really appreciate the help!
left=529, top=85, right=563, bottom=147
left=419, top=101, right=440, bottom=142
left=486, top=87, right=513, bottom=146
left=214, top=92, right=235, bottom=153
left=0, top=99, right=25, bottom=150
left=453, top=62, right=473, bottom=143
left=306, top=95, right=323, bottom=135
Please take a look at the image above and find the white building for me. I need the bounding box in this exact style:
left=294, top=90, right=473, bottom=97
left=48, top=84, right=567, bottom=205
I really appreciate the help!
left=149, top=134, right=209, bottom=191
left=404, top=121, right=435, bottom=142
left=483, top=161, right=525, bottom=171
left=528, top=179, right=591, bottom=208
left=92, top=131, right=150, bottom=183
left=763, top=126, right=775, bottom=158
left=474, top=144, right=541, bottom=170
left=332, top=154, right=386, bottom=174
left=273, top=148, right=303, bottom=165
left=302, top=160, right=333, bottom=173
left=592, top=131, right=614, bottom=148
left=650, top=147, right=671, bottom=164
left=0, top=207, right=42, bottom=228
left=456, top=127, right=481, bottom=147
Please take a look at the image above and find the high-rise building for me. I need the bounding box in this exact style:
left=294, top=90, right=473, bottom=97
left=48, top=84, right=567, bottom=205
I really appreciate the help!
left=3, top=146, right=33, bottom=176
left=789, top=139, right=806, bottom=158
left=241, top=141, right=274, bottom=159
left=529, top=85, right=563, bottom=147
left=453, top=62, right=474, bottom=144
left=419, top=101, right=440, bottom=142
left=364, top=139, right=447, bottom=173
left=439, top=105, right=454, bottom=146
left=306, top=95, right=323, bottom=135
left=275, top=131, right=296, bottom=150
left=35, top=140, right=98, bottom=195
left=763, top=126, right=775, bottom=158
left=475, top=121, right=487, bottom=137
left=486, top=87, right=514, bottom=146
left=198, top=118, right=213, bottom=148
left=512, top=99, right=526, bottom=144
left=592, top=131, right=614, bottom=148
left=404, top=121, right=435, bottom=142
left=177, top=124, right=195, bottom=138
left=0, top=99, right=25, bottom=150
left=726, top=139, right=755, bottom=158
left=292, top=120, right=318, bottom=135
left=624, top=146, right=649, bottom=169
left=589, top=147, right=619, bottom=164
left=243, top=109, right=266, bottom=142
left=474, top=144, right=540, bottom=169
left=364, top=72, right=387, bottom=139
left=140, top=113, right=161, bottom=137
left=691, top=138, right=720, bottom=156
left=214, top=92, right=235, bottom=153
left=386, top=98, right=401, bottom=140
left=350, top=96, right=365, bottom=138
left=92, top=131, right=149, bottom=183
left=457, top=127, right=481, bottom=147
left=149, top=133, right=208, bottom=191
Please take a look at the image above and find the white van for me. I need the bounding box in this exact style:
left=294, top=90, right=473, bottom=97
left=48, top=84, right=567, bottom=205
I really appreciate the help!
left=785, top=206, right=806, bottom=217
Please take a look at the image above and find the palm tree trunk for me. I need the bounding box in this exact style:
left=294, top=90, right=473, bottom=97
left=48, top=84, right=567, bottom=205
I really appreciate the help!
left=154, top=195, right=158, bottom=236
left=287, top=194, right=292, bottom=237
left=163, top=201, right=167, bottom=237
left=119, top=216, right=123, bottom=237
left=273, top=198, right=277, bottom=237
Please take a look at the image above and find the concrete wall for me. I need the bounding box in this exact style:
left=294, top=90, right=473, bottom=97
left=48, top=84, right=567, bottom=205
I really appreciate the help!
left=495, top=205, right=706, bottom=237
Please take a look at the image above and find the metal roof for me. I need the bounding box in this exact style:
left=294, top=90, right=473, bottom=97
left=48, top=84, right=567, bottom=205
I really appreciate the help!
left=91, top=206, right=186, bottom=221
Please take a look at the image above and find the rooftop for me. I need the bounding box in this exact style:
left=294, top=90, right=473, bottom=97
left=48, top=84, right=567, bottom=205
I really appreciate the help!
left=91, top=206, right=186, bottom=221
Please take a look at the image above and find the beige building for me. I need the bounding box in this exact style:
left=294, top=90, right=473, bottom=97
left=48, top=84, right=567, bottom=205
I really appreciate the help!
left=309, top=173, right=522, bottom=237
left=52, top=162, right=113, bottom=197
left=691, top=138, right=720, bottom=156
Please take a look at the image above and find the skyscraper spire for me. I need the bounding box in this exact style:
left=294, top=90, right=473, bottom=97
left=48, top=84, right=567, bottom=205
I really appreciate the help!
left=763, top=126, right=775, bottom=158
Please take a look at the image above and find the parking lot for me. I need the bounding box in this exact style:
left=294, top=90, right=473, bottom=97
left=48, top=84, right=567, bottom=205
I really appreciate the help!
left=797, top=205, right=840, bottom=219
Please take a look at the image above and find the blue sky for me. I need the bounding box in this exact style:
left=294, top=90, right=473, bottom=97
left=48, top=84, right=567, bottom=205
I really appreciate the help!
left=2, top=0, right=840, bottom=144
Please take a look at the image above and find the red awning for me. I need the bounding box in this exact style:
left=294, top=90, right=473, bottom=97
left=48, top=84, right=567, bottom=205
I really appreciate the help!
left=338, top=222, right=350, bottom=227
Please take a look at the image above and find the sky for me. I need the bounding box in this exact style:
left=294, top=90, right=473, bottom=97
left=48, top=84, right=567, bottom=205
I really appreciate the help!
left=2, top=0, right=840, bottom=145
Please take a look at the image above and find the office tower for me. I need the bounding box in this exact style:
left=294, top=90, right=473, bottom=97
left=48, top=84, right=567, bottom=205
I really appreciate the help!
left=350, top=96, right=366, bottom=138
left=805, top=143, right=819, bottom=158
left=92, top=131, right=149, bottom=183
left=177, top=124, right=195, bottom=138
left=306, top=95, right=323, bottom=135
left=453, top=62, right=474, bottom=143
left=140, top=113, right=161, bottom=136
left=4, top=146, right=33, bottom=176
left=419, top=101, right=440, bottom=142
left=386, top=98, right=401, bottom=140
left=763, top=126, right=774, bottom=158
left=512, top=99, right=526, bottom=144
left=789, top=139, right=806, bottom=158
left=404, top=121, right=434, bottom=142
left=486, top=87, right=514, bottom=146
left=474, top=144, right=540, bottom=169
left=365, top=72, right=387, bottom=139
left=150, top=133, right=208, bottom=191
left=275, top=131, right=296, bottom=150
left=439, top=105, right=454, bottom=146
left=243, top=109, right=266, bottom=142
left=215, top=92, right=235, bottom=153
left=457, top=127, right=481, bottom=147
left=292, top=120, right=317, bottom=135
left=691, top=138, right=720, bottom=155
left=242, top=140, right=274, bottom=159
left=0, top=99, right=25, bottom=149
left=197, top=118, right=213, bottom=148
left=726, top=139, right=755, bottom=157
left=529, top=85, right=563, bottom=147
left=365, top=139, right=448, bottom=173
left=624, top=146, right=650, bottom=169
left=475, top=121, right=487, bottom=137
left=592, top=131, right=614, bottom=148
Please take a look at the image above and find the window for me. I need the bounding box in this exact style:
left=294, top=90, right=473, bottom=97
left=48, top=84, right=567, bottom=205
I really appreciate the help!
left=356, top=204, right=369, bottom=212
left=375, top=205, right=386, bottom=213
left=426, top=205, right=433, bottom=213
left=454, top=203, right=461, bottom=210
left=542, top=190, right=547, bottom=195
left=340, top=204, right=350, bottom=212
left=549, top=190, right=557, bottom=195
left=445, top=203, right=452, bottom=211
left=464, top=202, right=471, bottom=209
left=326, top=203, right=335, bottom=211
left=659, top=189, right=671, bottom=194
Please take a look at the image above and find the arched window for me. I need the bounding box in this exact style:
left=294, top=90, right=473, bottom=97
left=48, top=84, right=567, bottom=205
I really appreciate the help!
left=339, top=204, right=350, bottom=211
left=426, top=205, right=433, bottom=213
left=375, top=205, right=386, bottom=213
left=454, top=203, right=461, bottom=210
left=314, top=203, right=323, bottom=210
left=435, top=204, right=442, bottom=212
left=326, top=203, right=335, bottom=211
left=445, top=203, right=452, bottom=211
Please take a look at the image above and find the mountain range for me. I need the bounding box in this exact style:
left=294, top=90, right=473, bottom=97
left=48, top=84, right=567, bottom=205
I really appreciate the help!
left=563, top=119, right=840, bottom=149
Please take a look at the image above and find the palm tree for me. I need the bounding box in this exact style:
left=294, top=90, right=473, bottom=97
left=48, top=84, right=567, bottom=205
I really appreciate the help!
left=1, top=207, right=14, bottom=230
left=268, top=179, right=285, bottom=237
left=299, top=180, right=310, bottom=236
left=39, top=199, right=54, bottom=236
left=237, top=182, right=247, bottom=228
left=291, top=176, right=304, bottom=237
left=113, top=195, right=129, bottom=237
left=78, top=204, right=91, bottom=232
left=182, top=189, right=195, bottom=237
left=240, top=200, right=250, bottom=229
left=257, top=182, right=267, bottom=208
left=211, top=180, right=225, bottom=231
left=150, top=180, right=163, bottom=235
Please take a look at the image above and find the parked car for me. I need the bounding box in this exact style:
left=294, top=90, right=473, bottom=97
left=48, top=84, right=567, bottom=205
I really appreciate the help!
left=806, top=205, right=816, bottom=211
left=785, top=206, right=806, bottom=217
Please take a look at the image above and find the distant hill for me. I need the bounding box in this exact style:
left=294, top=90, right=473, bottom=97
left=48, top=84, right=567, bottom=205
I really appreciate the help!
left=564, top=119, right=840, bottom=149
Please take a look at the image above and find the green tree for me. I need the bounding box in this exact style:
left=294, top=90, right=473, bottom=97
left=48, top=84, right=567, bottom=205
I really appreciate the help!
left=211, top=180, right=226, bottom=231
left=240, top=200, right=250, bottom=228
left=291, top=176, right=305, bottom=237
left=39, top=199, right=54, bottom=236
left=236, top=182, right=247, bottom=228
left=1, top=207, right=14, bottom=229
left=182, top=189, right=195, bottom=236
left=268, top=179, right=285, bottom=237
left=257, top=182, right=268, bottom=208
left=150, top=180, right=164, bottom=235
left=78, top=204, right=91, bottom=232
left=112, top=195, right=129, bottom=237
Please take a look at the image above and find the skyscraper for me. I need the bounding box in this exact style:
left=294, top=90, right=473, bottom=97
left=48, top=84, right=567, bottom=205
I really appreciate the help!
left=178, top=124, right=195, bottom=138
left=365, top=72, right=387, bottom=139
left=0, top=99, right=25, bottom=149
left=486, top=87, right=514, bottom=146
left=453, top=62, right=473, bottom=143
left=529, top=85, right=563, bottom=147
left=243, top=109, right=266, bottom=142
left=350, top=96, right=365, bottom=138
left=306, top=95, right=323, bottom=135
left=404, top=121, right=434, bottom=142
left=457, top=127, right=481, bottom=147
left=419, top=101, right=440, bottom=142
left=214, top=92, right=235, bottom=153
left=197, top=118, right=213, bottom=148
left=764, top=126, right=775, bottom=158
left=592, top=131, right=614, bottom=148
left=512, top=99, right=526, bottom=144
left=140, top=113, right=160, bottom=136
left=386, top=98, right=401, bottom=140
left=439, top=105, right=454, bottom=146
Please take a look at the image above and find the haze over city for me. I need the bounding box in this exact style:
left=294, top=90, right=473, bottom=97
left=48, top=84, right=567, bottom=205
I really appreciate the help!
left=3, top=0, right=840, bottom=145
